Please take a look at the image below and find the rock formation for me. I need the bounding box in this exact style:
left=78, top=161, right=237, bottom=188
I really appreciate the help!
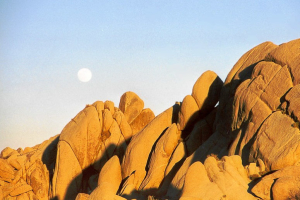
left=1, top=38, right=300, bottom=199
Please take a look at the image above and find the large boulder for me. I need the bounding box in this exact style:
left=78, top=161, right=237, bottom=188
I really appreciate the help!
left=0, top=146, right=50, bottom=200
left=52, top=102, right=128, bottom=199
left=3, top=38, right=300, bottom=200
left=223, top=39, right=300, bottom=170
left=52, top=140, right=83, bottom=200
left=120, top=104, right=179, bottom=195
left=52, top=104, right=102, bottom=200
left=215, top=41, right=278, bottom=136
left=191, top=70, right=223, bottom=118
left=185, top=108, right=217, bottom=156
left=88, top=156, right=125, bottom=200
left=129, top=108, right=155, bottom=136
left=157, top=141, right=186, bottom=197
left=251, top=166, right=300, bottom=200
left=179, top=161, right=224, bottom=200
left=179, top=156, right=256, bottom=200
left=51, top=93, right=154, bottom=199
left=119, top=91, right=144, bottom=124
left=139, top=123, right=180, bottom=194
left=177, top=95, right=199, bottom=131
left=113, top=111, right=133, bottom=143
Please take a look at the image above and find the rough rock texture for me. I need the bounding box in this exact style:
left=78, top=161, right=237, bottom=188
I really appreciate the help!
left=180, top=156, right=256, bottom=200
left=119, top=91, right=144, bottom=124
left=139, top=123, right=180, bottom=194
left=52, top=92, right=154, bottom=200
left=120, top=105, right=179, bottom=196
left=0, top=136, right=53, bottom=200
left=251, top=166, right=300, bottom=200
left=129, top=108, right=155, bottom=136
left=2, top=38, right=300, bottom=200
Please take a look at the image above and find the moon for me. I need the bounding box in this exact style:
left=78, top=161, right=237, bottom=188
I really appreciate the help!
left=77, top=68, right=92, bottom=82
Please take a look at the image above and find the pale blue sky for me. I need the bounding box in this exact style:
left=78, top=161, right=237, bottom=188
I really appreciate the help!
left=1, top=1, right=299, bottom=150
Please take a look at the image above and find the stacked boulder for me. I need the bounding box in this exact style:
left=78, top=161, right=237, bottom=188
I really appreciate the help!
left=51, top=92, right=155, bottom=199
left=0, top=135, right=58, bottom=200
left=1, top=38, right=300, bottom=200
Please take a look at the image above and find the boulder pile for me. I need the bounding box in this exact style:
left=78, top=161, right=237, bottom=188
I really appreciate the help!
left=1, top=38, right=300, bottom=200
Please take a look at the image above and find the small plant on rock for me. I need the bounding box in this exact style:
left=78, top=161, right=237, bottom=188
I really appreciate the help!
left=207, top=153, right=220, bottom=161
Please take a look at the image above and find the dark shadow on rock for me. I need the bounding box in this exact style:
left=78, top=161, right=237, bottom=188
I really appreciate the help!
left=49, top=142, right=124, bottom=200
left=247, top=176, right=264, bottom=197
left=198, top=75, right=223, bottom=119
left=247, top=169, right=278, bottom=198
left=156, top=152, right=186, bottom=197
left=145, top=128, right=167, bottom=173
left=41, top=135, right=59, bottom=188
left=48, top=64, right=259, bottom=199
left=121, top=184, right=182, bottom=200
left=171, top=103, right=180, bottom=124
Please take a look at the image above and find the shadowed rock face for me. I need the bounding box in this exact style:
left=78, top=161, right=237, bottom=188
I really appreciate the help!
left=1, top=38, right=300, bottom=200
left=226, top=39, right=300, bottom=171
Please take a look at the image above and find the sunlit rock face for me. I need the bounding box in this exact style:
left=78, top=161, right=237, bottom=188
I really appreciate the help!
left=1, top=38, right=300, bottom=200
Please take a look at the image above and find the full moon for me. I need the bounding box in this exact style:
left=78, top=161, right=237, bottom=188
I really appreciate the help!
left=77, top=68, right=92, bottom=82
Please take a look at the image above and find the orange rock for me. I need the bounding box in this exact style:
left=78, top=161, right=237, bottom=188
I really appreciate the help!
left=271, top=176, right=300, bottom=200
left=192, top=70, right=223, bottom=118
left=104, top=100, right=115, bottom=116
left=113, top=110, right=133, bottom=143
left=185, top=108, right=216, bottom=156
left=10, top=184, right=32, bottom=197
left=16, top=192, right=31, bottom=200
left=250, top=111, right=300, bottom=170
left=0, top=147, right=16, bottom=159
left=177, top=95, right=199, bottom=131
left=121, top=105, right=178, bottom=192
left=251, top=166, right=300, bottom=200
left=75, top=193, right=89, bottom=200
left=30, top=160, right=49, bottom=200
left=102, top=109, right=114, bottom=138
left=265, top=38, right=300, bottom=67
left=215, top=41, right=278, bottom=136
left=0, top=158, right=15, bottom=175
left=179, top=161, right=223, bottom=200
left=119, top=91, right=144, bottom=124
left=0, top=169, right=14, bottom=181
left=0, top=186, right=3, bottom=200
left=8, top=159, right=22, bottom=171
left=89, top=156, right=125, bottom=200
left=157, top=141, right=186, bottom=196
left=52, top=141, right=82, bottom=200
left=130, top=108, right=155, bottom=136
left=139, top=123, right=180, bottom=193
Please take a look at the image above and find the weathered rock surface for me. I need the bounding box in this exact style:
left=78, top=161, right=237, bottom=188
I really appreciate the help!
left=180, top=155, right=256, bottom=200
left=120, top=105, right=179, bottom=195
left=251, top=166, right=300, bottom=200
left=0, top=138, right=52, bottom=200
left=2, top=38, right=300, bottom=200
left=139, top=123, right=180, bottom=194
left=129, top=108, right=155, bottom=136
left=119, top=91, right=144, bottom=124
left=51, top=92, right=154, bottom=200
left=192, top=70, right=223, bottom=118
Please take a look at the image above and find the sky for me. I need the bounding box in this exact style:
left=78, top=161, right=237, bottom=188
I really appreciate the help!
left=1, top=1, right=299, bottom=150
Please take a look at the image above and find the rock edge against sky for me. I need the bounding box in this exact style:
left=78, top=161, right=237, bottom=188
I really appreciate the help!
left=1, top=38, right=300, bottom=200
